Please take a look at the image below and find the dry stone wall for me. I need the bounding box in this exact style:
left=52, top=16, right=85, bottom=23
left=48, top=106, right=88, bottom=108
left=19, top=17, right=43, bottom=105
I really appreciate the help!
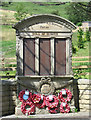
left=0, top=79, right=17, bottom=116
left=78, top=79, right=91, bottom=112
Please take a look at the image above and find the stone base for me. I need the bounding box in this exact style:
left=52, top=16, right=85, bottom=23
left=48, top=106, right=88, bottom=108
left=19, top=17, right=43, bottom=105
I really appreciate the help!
left=15, top=107, right=23, bottom=116
left=15, top=107, right=50, bottom=116
left=15, top=105, right=76, bottom=116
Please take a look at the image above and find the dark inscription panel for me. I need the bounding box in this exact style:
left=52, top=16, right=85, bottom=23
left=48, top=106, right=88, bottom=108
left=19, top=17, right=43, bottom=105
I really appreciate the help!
left=39, top=38, right=51, bottom=75
left=55, top=38, right=66, bottom=75
left=23, top=38, right=35, bottom=75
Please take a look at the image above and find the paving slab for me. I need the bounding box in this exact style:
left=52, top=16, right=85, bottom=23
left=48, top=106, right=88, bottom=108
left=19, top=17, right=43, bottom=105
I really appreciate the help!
left=0, top=112, right=90, bottom=119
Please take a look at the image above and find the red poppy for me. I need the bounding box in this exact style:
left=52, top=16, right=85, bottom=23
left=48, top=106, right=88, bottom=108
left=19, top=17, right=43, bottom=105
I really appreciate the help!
left=21, top=101, right=35, bottom=115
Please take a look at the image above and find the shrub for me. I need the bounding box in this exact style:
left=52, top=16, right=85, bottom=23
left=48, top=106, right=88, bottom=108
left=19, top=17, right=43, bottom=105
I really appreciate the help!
left=76, top=22, right=82, bottom=26
left=77, top=28, right=84, bottom=48
left=72, top=42, right=78, bottom=54
left=83, top=29, right=90, bottom=42
left=86, top=30, right=90, bottom=41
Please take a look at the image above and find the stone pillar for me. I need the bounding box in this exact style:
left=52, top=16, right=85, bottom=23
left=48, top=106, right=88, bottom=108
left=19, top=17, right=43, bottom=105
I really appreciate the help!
left=35, top=38, right=39, bottom=75
left=51, top=38, right=55, bottom=75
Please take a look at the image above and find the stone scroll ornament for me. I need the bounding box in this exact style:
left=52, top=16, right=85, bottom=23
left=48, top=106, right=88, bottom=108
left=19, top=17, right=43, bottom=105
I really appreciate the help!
left=18, top=88, right=72, bottom=115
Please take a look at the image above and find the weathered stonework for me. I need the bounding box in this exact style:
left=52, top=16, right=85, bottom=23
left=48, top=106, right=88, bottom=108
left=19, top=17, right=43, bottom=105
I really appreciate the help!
left=0, top=80, right=17, bottom=116
left=78, top=79, right=91, bottom=112
left=13, top=14, right=76, bottom=76
left=38, top=77, right=55, bottom=95
left=13, top=14, right=77, bottom=115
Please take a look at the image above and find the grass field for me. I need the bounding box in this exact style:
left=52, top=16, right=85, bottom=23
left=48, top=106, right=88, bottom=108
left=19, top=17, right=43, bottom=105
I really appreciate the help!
left=1, top=25, right=16, bottom=58
left=0, top=9, right=17, bottom=25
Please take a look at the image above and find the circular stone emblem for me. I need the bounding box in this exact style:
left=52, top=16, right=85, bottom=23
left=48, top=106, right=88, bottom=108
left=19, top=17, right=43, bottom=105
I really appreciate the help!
left=38, top=78, right=55, bottom=95
left=41, top=84, right=51, bottom=94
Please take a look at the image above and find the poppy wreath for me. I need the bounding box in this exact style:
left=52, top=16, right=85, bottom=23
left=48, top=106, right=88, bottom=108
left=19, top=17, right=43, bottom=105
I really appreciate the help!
left=18, top=90, right=32, bottom=102
left=48, top=107, right=58, bottom=114
left=46, top=95, right=59, bottom=108
left=18, top=88, right=72, bottom=115
left=58, top=88, right=72, bottom=102
left=32, top=93, right=41, bottom=104
left=21, top=101, right=35, bottom=115
left=60, top=102, right=70, bottom=113
left=35, top=95, right=46, bottom=109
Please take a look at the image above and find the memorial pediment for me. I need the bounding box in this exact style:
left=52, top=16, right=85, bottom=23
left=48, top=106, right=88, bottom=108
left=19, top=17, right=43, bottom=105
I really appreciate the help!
left=23, top=22, right=71, bottom=32
left=13, top=14, right=76, bottom=31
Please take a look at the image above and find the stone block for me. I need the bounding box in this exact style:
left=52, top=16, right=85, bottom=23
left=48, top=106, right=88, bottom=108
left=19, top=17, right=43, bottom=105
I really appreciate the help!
left=0, top=106, right=9, bottom=112
left=0, top=111, right=9, bottom=116
left=78, top=85, right=91, bottom=90
left=0, top=101, right=9, bottom=107
left=9, top=106, right=15, bottom=111
left=0, top=91, right=10, bottom=97
left=80, top=108, right=90, bottom=112
left=9, top=100, right=16, bottom=106
left=0, top=86, right=10, bottom=92
left=36, top=107, right=49, bottom=114
left=79, top=104, right=90, bottom=109
left=78, top=79, right=90, bottom=85
left=0, top=96, right=17, bottom=104
left=79, top=100, right=90, bottom=104
left=79, top=94, right=90, bottom=100
left=0, top=111, right=2, bottom=117
left=15, top=107, right=24, bottom=116
left=0, top=96, right=9, bottom=102
left=79, top=90, right=91, bottom=95
left=10, top=85, right=17, bottom=91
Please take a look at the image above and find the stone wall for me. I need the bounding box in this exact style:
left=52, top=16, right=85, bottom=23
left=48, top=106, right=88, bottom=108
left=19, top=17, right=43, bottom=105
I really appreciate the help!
left=77, top=79, right=91, bottom=112
left=0, top=79, right=90, bottom=116
left=0, top=79, right=17, bottom=116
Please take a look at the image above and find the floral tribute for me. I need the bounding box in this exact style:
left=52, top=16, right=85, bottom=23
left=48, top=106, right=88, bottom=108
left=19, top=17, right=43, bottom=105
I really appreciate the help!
left=18, top=88, right=72, bottom=115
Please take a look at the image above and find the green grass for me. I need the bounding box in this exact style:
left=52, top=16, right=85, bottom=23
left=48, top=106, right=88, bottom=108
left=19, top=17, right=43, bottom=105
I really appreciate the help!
left=72, top=31, right=90, bottom=57
left=72, top=31, right=78, bottom=46
left=72, top=62, right=91, bottom=66
left=1, top=2, right=69, bottom=20
left=4, top=64, right=16, bottom=67
left=73, top=68, right=90, bottom=72
left=1, top=9, right=17, bottom=24
left=0, top=71, right=16, bottom=76
left=73, top=42, right=89, bottom=57
left=1, top=25, right=16, bottom=58
left=72, top=58, right=89, bottom=61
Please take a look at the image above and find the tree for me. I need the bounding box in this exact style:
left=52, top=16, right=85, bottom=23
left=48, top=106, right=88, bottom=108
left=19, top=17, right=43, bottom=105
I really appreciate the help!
left=0, top=1, right=13, bottom=6
left=66, top=2, right=91, bottom=25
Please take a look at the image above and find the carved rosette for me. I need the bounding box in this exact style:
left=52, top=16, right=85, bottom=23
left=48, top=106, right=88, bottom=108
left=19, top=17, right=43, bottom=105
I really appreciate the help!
left=38, top=77, right=55, bottom=95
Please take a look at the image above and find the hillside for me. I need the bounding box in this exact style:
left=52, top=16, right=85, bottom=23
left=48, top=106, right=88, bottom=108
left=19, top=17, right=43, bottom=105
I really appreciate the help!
left=1, top=2, right=69, bottom=20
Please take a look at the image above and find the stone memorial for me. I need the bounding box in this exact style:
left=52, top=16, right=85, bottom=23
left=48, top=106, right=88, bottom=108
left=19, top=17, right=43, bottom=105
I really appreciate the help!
left=13, top=14, right=78, bottom=115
